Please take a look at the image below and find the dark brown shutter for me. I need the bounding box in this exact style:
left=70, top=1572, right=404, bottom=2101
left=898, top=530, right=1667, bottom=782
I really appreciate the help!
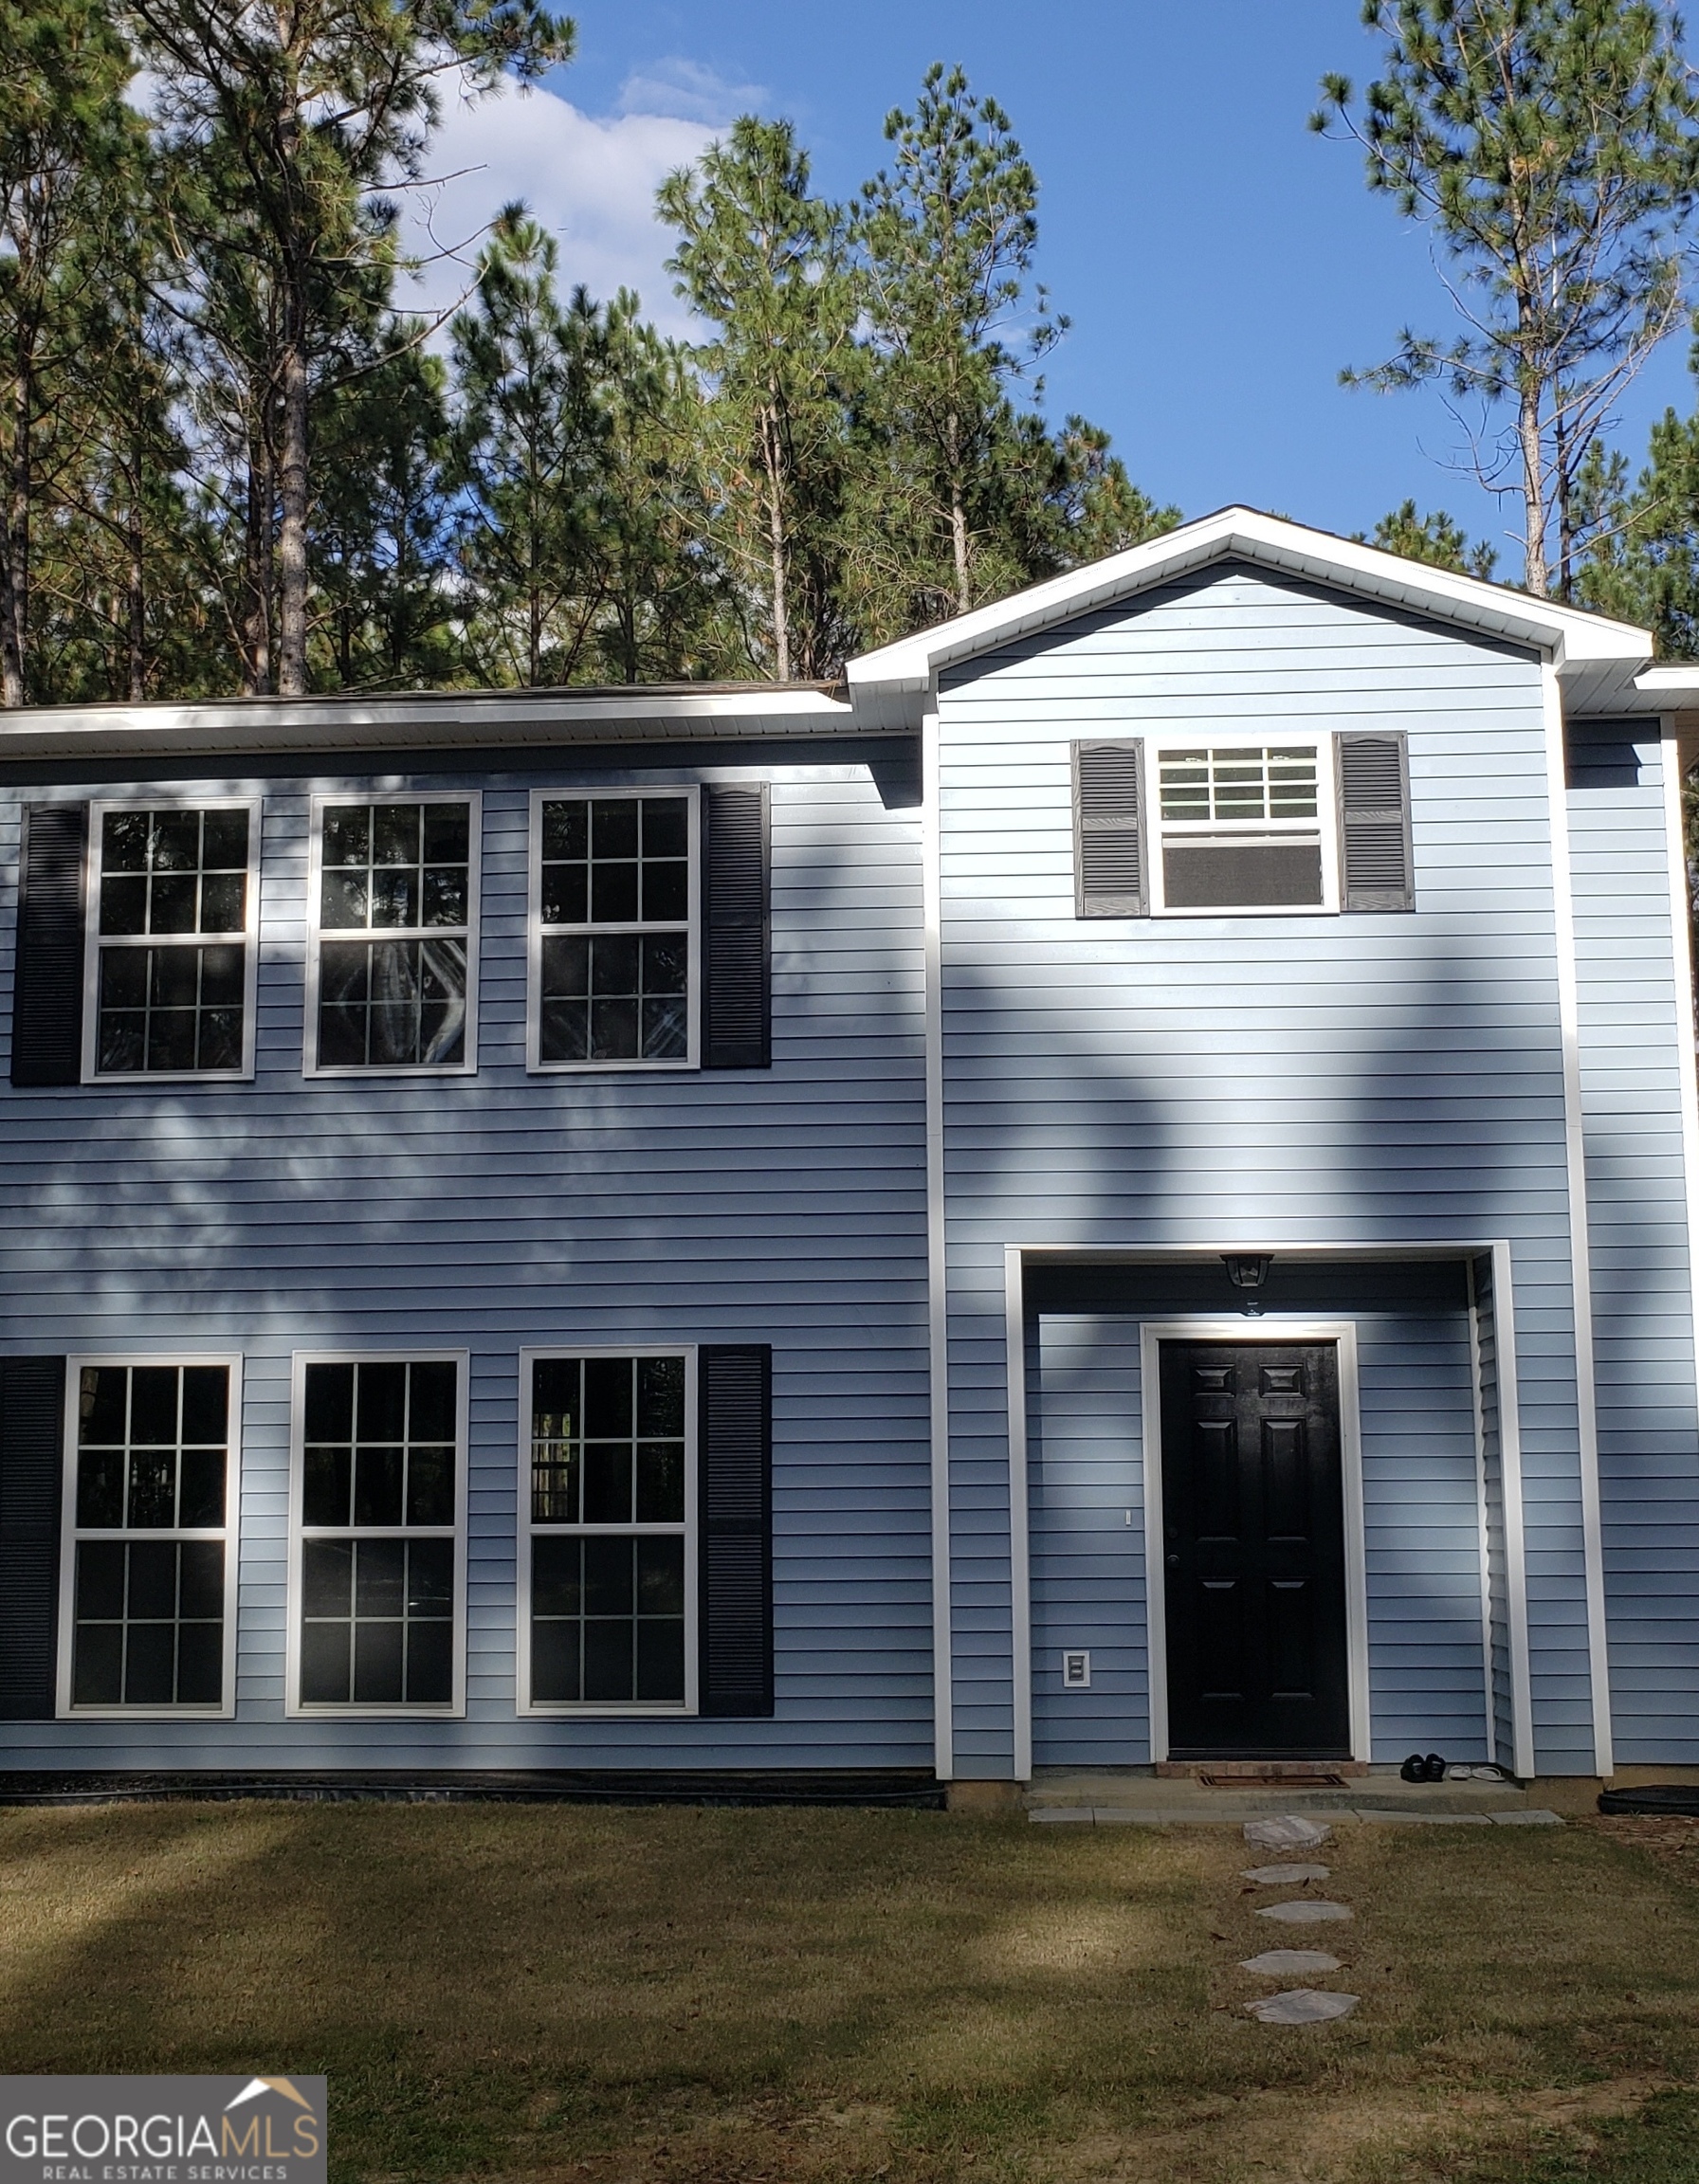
left=10, top=802, right=88, bottom=1085
left=698, top=1344, right=773, bottom=1717
left=1072, top=740, right=1147, bottom=916
left=0, top=1356, right=65, bottom=1720
left=703, top=786, right=770, bottom=1067
left=1338, top=733, right=1414, bottom=911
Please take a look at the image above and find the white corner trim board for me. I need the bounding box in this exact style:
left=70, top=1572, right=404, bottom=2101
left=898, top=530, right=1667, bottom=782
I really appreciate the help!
left=1489, top=1241, right=1539, bottom=1783
left=1004, top=1245, right=1033, bottom=1783
left=1542, top=663, right=1615, bottom=1780
left=1659, top=718, right=1699, bottom=1444
left=923, top=705, right=955, bottom=1783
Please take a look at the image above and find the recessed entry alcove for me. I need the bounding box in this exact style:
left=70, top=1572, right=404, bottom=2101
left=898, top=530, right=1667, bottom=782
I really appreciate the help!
left=1019, top=1250, right=1515, bottom=1774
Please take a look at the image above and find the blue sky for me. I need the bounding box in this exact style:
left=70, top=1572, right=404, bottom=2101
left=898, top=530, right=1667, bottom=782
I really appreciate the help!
left=409, top=0, right=1698, bottom=567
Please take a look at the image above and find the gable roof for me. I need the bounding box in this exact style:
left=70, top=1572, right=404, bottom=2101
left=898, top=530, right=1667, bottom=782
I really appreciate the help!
left=844, top=505, right=1655, bottom=726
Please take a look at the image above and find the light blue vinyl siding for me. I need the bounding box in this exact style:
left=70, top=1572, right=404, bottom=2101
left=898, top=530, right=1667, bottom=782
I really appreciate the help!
left=938, top=562, right=1599, bottom=1775
left=0, top=758, right=931, bottom=1771
left=1567, top=720, right=1699, bottom=1763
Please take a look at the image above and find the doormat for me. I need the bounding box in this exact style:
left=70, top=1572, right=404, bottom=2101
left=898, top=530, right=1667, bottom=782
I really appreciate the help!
left=1199, top=1770, right=1347, bottom=1789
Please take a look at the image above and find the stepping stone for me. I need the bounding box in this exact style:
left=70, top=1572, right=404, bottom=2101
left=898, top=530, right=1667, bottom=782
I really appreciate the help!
left=1244, top=1816, right=1332, bottom=1849
left=1240, top=1949, right=1342, bottom=1975
left=1255, top=1899, right=1353, bottom=1924
left=1241, top=1862, right=1330, bottom=1884
left=1244, top=1988, right=1360, bottom=2024
left=1489, top=1810, right=1563, bottom=1826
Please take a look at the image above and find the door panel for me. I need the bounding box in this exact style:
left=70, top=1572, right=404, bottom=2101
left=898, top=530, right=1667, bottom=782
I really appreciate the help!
left=1160, top=1340, right=1350, bottom=1756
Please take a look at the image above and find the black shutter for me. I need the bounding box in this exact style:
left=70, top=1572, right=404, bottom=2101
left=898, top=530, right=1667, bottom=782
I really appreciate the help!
left=11, top=802, right=88, bottom=1085
left=698, top=1343, right=773, bottom=1717
left=0, top=1356, right=65, bottom=1720
left=1337, top=733, right=1414, bottom=911
left=1072, top=740, right=1147, bottom=916
left=703, top=785, right=770, bottom=1067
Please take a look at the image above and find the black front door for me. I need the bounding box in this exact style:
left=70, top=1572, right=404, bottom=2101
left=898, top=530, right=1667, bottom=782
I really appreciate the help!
left=1160, top=1340, right=1350, bottom=1757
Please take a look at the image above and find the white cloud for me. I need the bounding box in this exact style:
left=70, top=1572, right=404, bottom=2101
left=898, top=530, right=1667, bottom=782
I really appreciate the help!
left=614, top=56, right=766, bottom=126
left=392, top=82, right=721, bottom=338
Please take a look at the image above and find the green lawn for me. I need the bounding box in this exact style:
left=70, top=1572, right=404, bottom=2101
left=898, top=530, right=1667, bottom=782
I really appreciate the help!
left=1, top=1800, right=1696, bottom=2182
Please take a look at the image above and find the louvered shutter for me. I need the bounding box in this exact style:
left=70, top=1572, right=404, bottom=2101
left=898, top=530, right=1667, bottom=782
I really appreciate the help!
left=698, top=1344, right=773, bottom=1717
left=703, top=786, right=770, bottom=1067
left=1337, top=734, right=1414, bottom=911
left=0, top=1356, right=65, bottom=1720
left=1072, top=740, right=1147, bottom=917
left=10, top=802, right=87, bottom=1085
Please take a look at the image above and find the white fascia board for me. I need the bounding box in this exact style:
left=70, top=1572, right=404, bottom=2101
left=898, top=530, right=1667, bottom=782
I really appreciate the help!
left=0, top=685, right=862, bottom=761
left=846, top=506, right=1651, bottom=724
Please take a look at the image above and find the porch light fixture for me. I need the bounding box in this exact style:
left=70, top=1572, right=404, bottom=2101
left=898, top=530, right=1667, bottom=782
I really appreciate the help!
left=1222, top=1253, right=1273, bottom=1315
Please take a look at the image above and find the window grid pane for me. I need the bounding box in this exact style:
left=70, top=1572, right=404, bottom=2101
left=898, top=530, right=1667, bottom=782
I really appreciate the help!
left=299, top=1359, right=458, bottom=1708
left=527, top=1354, right=687, bottom=1706
left=316, top=801, right=472, bottom=1069
left=1158, top=747, right=1319, bottom=824
left=95, top=808, right=250, bottom=1077
left=538, top=796, right=690, bottom=1065
left=70, top=1364, right=228, bottom=1708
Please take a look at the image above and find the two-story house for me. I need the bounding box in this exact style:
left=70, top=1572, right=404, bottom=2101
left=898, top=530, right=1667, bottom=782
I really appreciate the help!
left=2, top=506, right=1697, bottom=1799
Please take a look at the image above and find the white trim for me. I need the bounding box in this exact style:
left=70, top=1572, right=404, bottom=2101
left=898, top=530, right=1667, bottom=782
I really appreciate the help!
left=1005, top=1245, right=1032, bottom=1781
left=923, top=703, right=954, bottom=1780
left=57, top=1353, right=244, bottom=1720
left=1543, top=662, right=1614, bottom=1777
left=514, top=1344, right=699, bottom=1717
left=847, top=505, right=1649, bottom=728
left=523, top=785, right=700, bottom=1074
left=303, top=789, right=482, bottom=1078
left=80, top=796, right=261, bottom=1085
left=1144, top=731, right=1340, bottom=917
left=1136, top=1319, right=1370, bottom=1765
left=1658, top=720, right=1699, bottom=1449
left=284, top=1349, right=470, bottom=1720
left=1465, top=1257, right=1497, bottom=1760
left=1490, top=1241, right=1538, bottom=1781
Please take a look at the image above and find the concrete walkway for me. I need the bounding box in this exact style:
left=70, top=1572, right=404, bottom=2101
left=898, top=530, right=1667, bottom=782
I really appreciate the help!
left=1025, top=1768, right=1562, bottom=1826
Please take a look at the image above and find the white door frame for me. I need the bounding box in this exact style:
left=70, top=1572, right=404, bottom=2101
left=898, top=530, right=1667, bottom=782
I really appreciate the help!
left=1138, top=1319, right=1370, bottom=1766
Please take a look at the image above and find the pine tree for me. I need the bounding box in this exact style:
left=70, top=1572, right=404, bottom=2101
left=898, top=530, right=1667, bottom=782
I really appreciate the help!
left=1367, top=499, right=1499, bottom=576
left=125, top=0, right=574, bottom=694
left=853, top=64, right=1064, bottom=623
left=659, top=118, right=860, bottom=681
left=1315, top=0, right=1699, bottom=598
left=0, top=0, right=138, bottom=703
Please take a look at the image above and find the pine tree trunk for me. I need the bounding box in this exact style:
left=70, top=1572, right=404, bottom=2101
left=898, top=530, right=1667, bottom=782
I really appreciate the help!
left=1, top=361, right=32, bottom=705
left=761, top=400, right=790, bottom=682
left=126, top=483, right=145, bottom=702
left=1518, top=381, right=1548, bottom=598
left=277, top=322, right=310, bottom=694
left=242, top=430, right=272, bottom=696
left=945, top=408, right=971, bottom=616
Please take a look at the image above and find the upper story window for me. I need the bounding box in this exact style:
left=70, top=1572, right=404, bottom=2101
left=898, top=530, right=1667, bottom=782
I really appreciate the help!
left=1151, top=739, right=1338, bottom=914
left=61, top=1358, right=239, bottom=1715
left=528, top=790, right=697, bottom=1071
left=309, top=793, right=480, bottom=1074
left=84, top=803, right=257, bottom=1079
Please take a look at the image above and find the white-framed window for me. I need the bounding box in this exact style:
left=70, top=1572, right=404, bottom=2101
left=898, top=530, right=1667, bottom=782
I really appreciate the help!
left=58, top=1356, right=242, bottom=1718
left=306, top=791, right=480, bottom=1074
left=526, top=788, right=698, bottom=1071
left=517, top=1348, right=697, bottom=1713
left=286, top=1352, right=468, bottom=1717
left=82, top=799, right=260, bottom=1081
left=1148, top=736, right=1340, bottom=915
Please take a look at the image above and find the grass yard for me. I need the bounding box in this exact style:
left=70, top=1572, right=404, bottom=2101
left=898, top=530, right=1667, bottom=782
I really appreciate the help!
left=1, top=1802, right=1697, bottom=2183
